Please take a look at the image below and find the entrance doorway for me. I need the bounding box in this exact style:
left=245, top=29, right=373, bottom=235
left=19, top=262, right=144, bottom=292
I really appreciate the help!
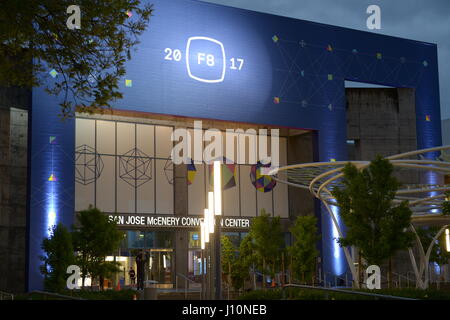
left=148, top=249, right=173, bottom=287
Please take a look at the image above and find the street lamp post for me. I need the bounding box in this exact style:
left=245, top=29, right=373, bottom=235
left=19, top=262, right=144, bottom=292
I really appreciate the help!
left=201, top=162, right=222, bottom=300
left=203, top=205, right=215, bottom=300
left=201, top=248, right=205, bottom=300
left=207, top=194, right=214, bottom=300
left=200, top=221, right=208, bottom=299
left=213, top=161, right=222, bottom=300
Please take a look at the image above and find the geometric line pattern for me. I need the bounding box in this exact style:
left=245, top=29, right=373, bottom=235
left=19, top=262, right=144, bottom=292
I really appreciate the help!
left=273, top=36, right=428, bottom=113
left=75, top=144, right=104, bottom=185
left=119, top=147, right=152, bottom=188
left=164, top=159, right=174, bottom=185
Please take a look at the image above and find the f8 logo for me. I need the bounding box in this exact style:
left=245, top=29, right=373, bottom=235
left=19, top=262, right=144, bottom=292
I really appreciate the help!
left=186, top=37, right=226, bottom=83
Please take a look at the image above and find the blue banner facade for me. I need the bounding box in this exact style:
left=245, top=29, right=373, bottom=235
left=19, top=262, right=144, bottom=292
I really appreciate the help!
left=28, top=0, right=441, bottom=290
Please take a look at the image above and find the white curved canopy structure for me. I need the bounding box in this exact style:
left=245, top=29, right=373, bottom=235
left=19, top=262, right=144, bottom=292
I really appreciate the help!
left=269, top=145, right=450, bottom=288
left=269, top=145, right=450, bottom=222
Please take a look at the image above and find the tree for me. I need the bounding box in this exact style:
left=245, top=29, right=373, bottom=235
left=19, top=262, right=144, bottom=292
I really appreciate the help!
left=221, top=235, right=236, bottom=298
left=442, top=192, right=450, bottom=215
left=230, top=259, right=247, bottom=292
left=288, top=215, right=320, bottom=284
left=236, top=234, right=258, bottom=290
left=416, top=226, right=450, bottom=266
left=250, top=209, right=284, bottom=288
left=40, top=223, right=76, bottom=292
left=331, top=156, right=414, bottom=287
left=72, top=206, right=123, bottom=289
left=0, top=1, right=153, bottom=117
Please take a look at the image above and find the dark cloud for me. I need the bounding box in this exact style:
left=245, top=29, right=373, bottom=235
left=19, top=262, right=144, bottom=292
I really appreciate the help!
left=202, top=0, right=450, bottom=119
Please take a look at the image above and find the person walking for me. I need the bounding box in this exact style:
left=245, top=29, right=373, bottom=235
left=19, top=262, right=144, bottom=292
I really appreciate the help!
left=136, top=250, right=149, bottom=290
left=129, top=267, right=136, bottom=285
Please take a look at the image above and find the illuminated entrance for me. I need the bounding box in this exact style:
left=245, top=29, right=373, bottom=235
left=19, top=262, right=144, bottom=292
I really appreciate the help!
left=148, top=249, right=173, bottom=287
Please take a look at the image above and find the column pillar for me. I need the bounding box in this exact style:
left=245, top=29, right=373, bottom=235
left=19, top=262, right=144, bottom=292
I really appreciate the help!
left=173, top=143, right=189, bottom=289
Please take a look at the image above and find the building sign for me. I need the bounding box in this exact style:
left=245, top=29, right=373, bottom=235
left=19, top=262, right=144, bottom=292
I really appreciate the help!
left=108, top=214, right=251, bottom=229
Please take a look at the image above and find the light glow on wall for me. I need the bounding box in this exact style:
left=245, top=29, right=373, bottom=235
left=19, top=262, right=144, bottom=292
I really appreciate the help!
left=47, top=206, right=56, bottom=237
left=46, top=133, right=60, bottom=238
left=331, top=205, right=344, bottom=275
left=46, top=155, right=57, bottom=236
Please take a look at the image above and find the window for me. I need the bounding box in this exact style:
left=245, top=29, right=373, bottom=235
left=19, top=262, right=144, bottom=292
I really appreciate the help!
left=122, top=231, right=173, bottom=249
left=75, top=118, right=174, bottom=214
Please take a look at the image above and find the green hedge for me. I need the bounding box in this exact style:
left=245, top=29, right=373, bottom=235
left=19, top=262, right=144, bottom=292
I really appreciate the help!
left=238, top=288, right=450, bottom=300
left=238, top=288, right=372, bottom=300
left=15, top=289, right=136, bottom=300
left=66, top=289, right=136, bottom=300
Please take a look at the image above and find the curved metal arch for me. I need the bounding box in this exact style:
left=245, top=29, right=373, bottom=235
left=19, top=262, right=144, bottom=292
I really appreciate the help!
left=270, top=145, right=450, bottom=289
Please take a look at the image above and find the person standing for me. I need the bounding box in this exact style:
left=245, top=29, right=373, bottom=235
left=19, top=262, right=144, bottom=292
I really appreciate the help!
left=129, top=267, right=136, bottom=285
left=136, top=250, right=149, bottom=290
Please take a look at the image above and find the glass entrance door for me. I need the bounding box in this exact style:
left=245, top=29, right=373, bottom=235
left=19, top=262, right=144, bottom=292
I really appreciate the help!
left=147, top=249, right=173, bottom=287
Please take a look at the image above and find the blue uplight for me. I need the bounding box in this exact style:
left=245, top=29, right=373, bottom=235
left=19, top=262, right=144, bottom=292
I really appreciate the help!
left=331, top=205, right=344, bottom=275
left=46, top=187, right=57, bottom=237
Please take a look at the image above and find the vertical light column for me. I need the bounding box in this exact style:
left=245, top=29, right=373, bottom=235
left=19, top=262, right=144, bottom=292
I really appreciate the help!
left=446, top=229, right=450, bottom=252
left=214, top=161, right=222, bottom=215
left=201, top=222, right=206, bottom=250
left=208, top=193, right=214, bottom=233
left=206, top=193, right=215, bottom=300
left=213, top=160, right=222, bottom=299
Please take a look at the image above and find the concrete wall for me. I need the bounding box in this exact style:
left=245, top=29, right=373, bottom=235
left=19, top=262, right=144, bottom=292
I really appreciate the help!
left=346, top=88, right=417, bottom=160
left=346, top=87, right=417, bottom=280
left=0, top=87, right=30, bottom=293
left=442, top=118, right=450, bottom=146
left=287, top=132, right=316, bottom=220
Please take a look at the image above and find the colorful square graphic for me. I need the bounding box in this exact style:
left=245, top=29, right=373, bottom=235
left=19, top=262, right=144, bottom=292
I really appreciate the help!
left=49, top=69, right=58, bottom=78
left=125, top=79, right=132, bottom=87
left=328, top=74, right=333, bottom=80
left=376, top=53, right=382, bottom=60
left=426, top=115, right=431, bottom=121
left=273, top=97, right=280, bottom=104
left=272, top=35, right=279, bottom=43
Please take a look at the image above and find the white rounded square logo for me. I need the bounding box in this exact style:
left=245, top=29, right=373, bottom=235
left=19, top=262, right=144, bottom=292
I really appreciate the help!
left=186, top=37, right=226, bottom=83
